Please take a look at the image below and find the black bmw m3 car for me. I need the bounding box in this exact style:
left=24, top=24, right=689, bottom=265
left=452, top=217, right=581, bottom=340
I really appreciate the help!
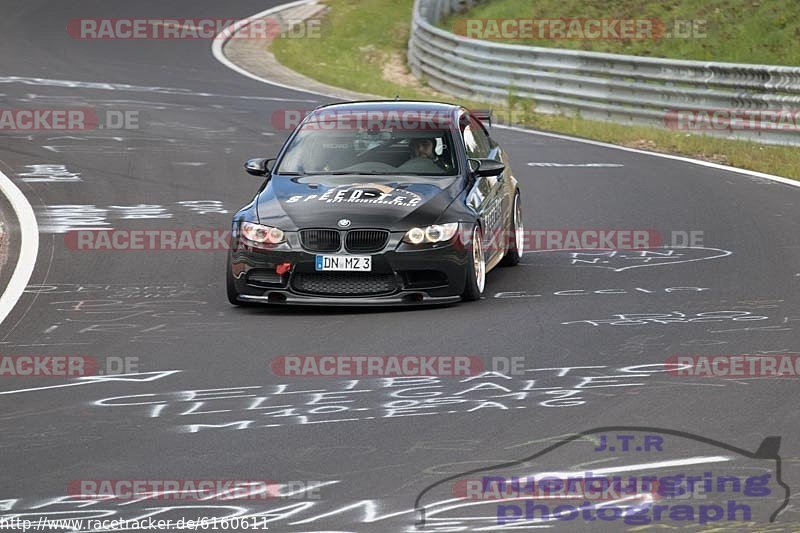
left=226, top=100, right=523, bottom=306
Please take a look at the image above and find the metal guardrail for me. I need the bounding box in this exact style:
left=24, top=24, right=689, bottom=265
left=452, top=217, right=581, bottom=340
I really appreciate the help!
left=407, top=0, right=800, bottom=145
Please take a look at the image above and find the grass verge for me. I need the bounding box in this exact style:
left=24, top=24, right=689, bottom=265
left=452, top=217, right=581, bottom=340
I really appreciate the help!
left=271, top=0, right=800, bottom=180
left=440, top=0, right=800, bottom=65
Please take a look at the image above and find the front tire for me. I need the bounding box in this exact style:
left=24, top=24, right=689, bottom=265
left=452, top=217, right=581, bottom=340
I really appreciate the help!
left=462, top=225, right=486, bottom=301
left=500, top=191, right=523, bottom=266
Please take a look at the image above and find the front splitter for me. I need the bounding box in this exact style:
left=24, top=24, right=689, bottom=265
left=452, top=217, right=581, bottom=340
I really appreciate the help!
left=238, top=292, right=461, bottom=307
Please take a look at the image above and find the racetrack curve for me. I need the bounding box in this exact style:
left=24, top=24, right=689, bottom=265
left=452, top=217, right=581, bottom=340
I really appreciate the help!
left=1, top=1, right=800, bottom=530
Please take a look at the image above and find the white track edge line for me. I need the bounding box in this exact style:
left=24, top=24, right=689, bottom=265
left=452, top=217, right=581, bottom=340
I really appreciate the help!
left=0, top=169, right=39, bottom=327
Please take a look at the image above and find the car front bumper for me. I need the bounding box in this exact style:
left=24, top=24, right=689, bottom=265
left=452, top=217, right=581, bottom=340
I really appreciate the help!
left=229, top=231, right=469, bottom=306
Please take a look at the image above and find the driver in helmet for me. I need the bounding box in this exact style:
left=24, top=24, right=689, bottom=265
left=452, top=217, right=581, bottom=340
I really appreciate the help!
left=409, top=137, right=451, bottom=171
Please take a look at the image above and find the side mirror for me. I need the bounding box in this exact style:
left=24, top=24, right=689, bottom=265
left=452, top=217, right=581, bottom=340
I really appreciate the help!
left=469, top=158, right=505, bottom=177
left=244, top=158, right=275, bottom=177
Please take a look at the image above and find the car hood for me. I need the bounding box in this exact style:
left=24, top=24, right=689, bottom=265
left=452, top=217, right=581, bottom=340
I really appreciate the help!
left=257, top=174, right=463, bottom=230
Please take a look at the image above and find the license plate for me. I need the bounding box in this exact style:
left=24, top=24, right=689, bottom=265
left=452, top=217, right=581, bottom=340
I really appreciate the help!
left=315, top=255, right=372, bottom=271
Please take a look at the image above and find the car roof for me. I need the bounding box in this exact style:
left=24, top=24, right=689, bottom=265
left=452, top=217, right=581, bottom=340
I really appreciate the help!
left=307, top=100, right=464, bottom=117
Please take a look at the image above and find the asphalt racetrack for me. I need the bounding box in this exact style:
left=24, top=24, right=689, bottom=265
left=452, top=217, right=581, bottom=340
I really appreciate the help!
left=1, top=1, right=799, bottom=531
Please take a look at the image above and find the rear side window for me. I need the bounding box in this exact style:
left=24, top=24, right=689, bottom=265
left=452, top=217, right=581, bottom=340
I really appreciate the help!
left=462, top=116, right=491, bottom=159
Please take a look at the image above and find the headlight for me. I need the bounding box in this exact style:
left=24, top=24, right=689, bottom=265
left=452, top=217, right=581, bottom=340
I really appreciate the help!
left=403, top=222, right=459, bottom=244
left=241, top=222, right=285, bottom=244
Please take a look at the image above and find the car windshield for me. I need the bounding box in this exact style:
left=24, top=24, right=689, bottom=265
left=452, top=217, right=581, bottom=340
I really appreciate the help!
left=275, top=119, right=459, bottom=176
